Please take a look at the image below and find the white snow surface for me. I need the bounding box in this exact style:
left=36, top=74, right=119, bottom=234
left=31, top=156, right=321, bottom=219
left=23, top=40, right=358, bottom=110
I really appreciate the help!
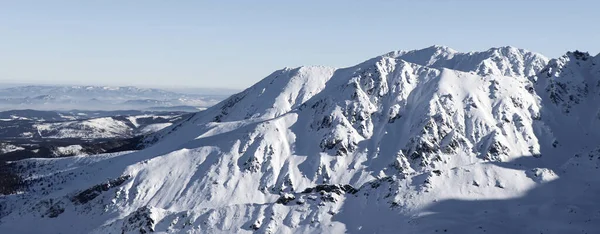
left=28, top=114, right=179, bottom=139
left=2, top=46, right=600, bottom=234
left=139, top=123, right=173, bottom=134
left=0, top=143, right=25, bottom=154
left=52, top=145, right=87, bottom=157
left=34, top=117, right=133, bottom=139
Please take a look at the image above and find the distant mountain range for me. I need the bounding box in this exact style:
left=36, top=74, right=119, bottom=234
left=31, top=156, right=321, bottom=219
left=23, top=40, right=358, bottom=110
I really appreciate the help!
left=0, top=85, right=234, bottom=111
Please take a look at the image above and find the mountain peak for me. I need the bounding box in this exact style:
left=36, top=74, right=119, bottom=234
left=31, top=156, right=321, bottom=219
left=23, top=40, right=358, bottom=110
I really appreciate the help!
left=4, top=46, right=600, bottom=234
left=383, top=45, right=548, bottom=77
left=425, top=44, right=458, bottom=53
left=386, top=45, right=457, bottom=58
left=488, top=45, right=520, bottom=51
left=485, top=46, right=544, bottom=58
left=566, top=50, right=592, bottom=61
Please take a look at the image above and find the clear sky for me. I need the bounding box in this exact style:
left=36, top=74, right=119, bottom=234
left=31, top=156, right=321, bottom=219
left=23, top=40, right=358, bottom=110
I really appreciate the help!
left=1, top=1, right=598, bottom=89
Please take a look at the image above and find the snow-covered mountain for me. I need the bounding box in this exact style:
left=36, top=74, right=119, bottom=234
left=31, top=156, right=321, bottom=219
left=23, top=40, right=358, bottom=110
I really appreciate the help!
left=1, top=46, right=600, bottom=234
left=0, top=85, right=231, bottom=111
left=390, top=45, right=548, bottom=78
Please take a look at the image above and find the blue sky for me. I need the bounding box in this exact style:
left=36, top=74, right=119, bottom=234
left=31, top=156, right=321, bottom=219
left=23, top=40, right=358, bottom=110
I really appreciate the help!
left=1, top=1, right=598, bottom=89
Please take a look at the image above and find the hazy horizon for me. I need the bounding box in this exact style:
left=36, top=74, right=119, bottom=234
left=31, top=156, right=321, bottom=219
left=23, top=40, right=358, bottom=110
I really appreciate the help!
left=0, top=81, right=241, bottom=93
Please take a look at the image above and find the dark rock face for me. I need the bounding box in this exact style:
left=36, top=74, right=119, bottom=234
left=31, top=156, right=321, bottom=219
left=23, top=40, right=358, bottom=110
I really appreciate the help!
left=486, top=141, right=510, bottom=161
left=72, top=175, right=131, bottom=204
left=301, top=184, right=358, bottom=195
left=275, top=193, right=296, bottom=205
left=249, top=220, right=261, bottom=231
left=539, top=52, right=593, bottom=114
left=319, top=135, right=358, bottom=156
left=214, top=93, right=246, bottom=122
left=272, top=184, right=360, bottom=206
left=122, top=206, right=155, bottom=234
left=572, top=50, right=591, bottom=61
left=45, top=202, right=65, bottom=218
left=0, top=162, right=25, bottom=195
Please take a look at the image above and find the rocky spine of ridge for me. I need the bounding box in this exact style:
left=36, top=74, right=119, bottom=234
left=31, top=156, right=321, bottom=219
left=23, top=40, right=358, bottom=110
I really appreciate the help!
left=5, top=46, right=600, bottom=234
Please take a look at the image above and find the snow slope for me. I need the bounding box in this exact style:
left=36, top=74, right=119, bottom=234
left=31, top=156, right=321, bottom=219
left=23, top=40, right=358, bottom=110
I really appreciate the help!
left=1, top=46, right=600, bottom=234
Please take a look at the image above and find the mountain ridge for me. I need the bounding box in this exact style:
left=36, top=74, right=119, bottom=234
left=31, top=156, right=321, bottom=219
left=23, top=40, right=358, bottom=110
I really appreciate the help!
left=1, top=46, right=600, bottom=234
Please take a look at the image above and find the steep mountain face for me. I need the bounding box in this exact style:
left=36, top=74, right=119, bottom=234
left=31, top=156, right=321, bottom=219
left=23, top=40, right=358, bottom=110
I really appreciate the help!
left=536, top=51, right=600, bottom=114
left=2, top=47, right=600, bottom=234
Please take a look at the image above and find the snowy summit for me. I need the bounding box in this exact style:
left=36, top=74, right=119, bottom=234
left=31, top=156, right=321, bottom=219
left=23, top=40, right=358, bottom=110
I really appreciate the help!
left=1, top=46, right=600, bottom=234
